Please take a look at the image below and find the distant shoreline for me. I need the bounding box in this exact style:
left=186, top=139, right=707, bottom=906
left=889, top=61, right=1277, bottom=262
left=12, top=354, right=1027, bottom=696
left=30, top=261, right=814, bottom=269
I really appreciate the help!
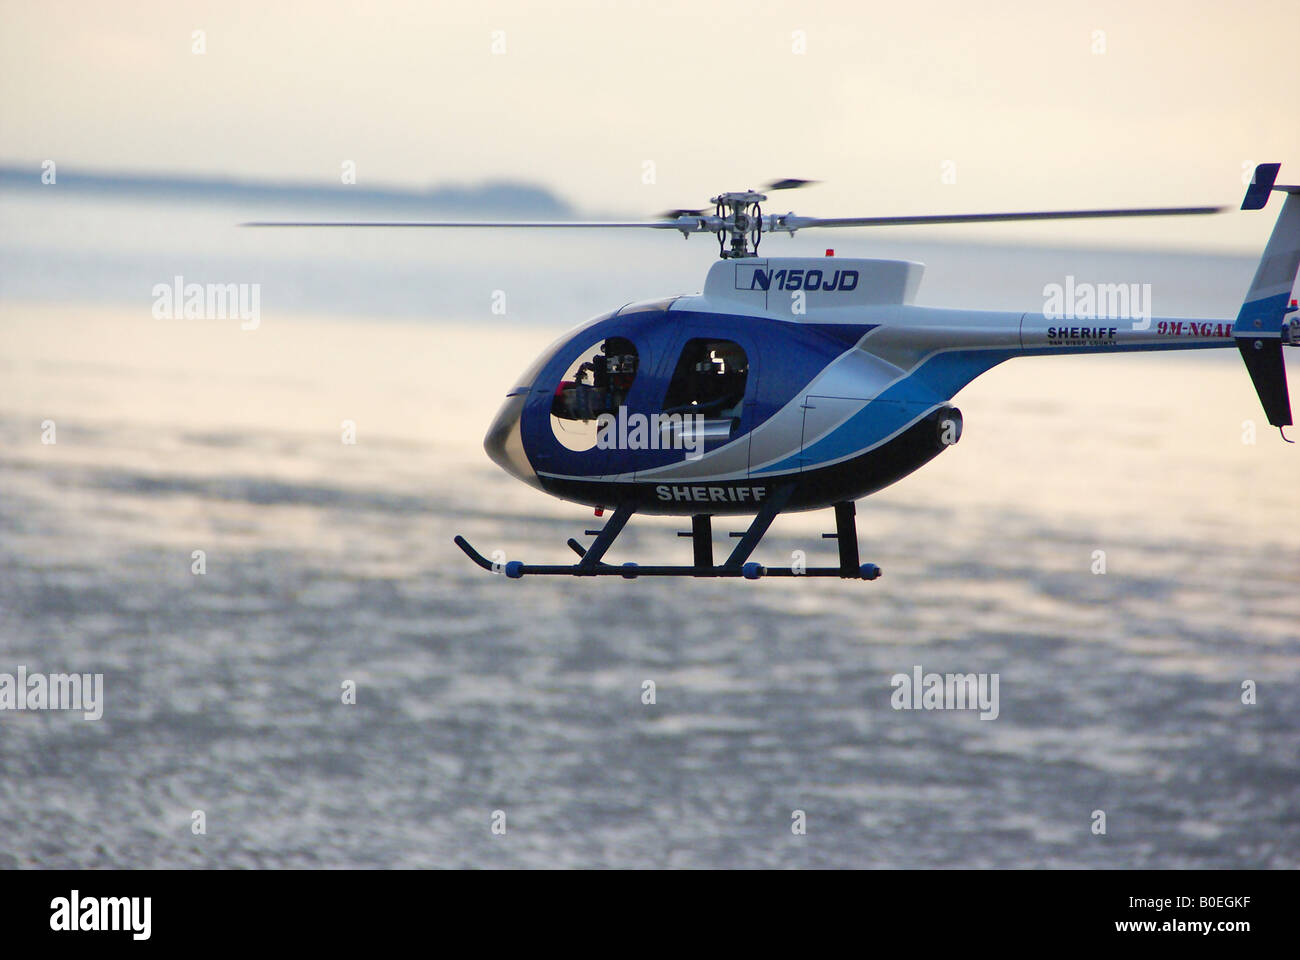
left=0, top=163, right=576, bottom=217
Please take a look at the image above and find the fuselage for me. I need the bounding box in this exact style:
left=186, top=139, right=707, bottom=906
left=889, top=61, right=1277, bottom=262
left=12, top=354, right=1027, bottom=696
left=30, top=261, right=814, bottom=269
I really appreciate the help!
left=486, top=256, right=1237, bottom=515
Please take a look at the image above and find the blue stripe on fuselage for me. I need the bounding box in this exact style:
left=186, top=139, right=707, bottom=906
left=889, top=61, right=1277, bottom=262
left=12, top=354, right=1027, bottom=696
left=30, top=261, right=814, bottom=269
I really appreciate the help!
left=754, top=347, right=1017, bottom=474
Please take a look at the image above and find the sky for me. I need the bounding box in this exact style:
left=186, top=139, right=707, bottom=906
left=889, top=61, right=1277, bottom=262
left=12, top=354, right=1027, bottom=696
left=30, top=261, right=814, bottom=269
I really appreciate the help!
left=2, top=0, right=1298, bottom=250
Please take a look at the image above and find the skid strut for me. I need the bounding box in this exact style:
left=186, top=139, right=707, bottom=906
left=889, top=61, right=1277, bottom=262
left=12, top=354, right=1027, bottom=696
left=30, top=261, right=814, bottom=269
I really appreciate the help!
left=453, top=491, right=881, bottom=581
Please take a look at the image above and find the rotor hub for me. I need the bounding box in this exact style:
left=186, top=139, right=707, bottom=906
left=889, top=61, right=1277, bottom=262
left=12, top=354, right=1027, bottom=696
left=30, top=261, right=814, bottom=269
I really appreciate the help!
left=710, top=190, right=769, bottom=259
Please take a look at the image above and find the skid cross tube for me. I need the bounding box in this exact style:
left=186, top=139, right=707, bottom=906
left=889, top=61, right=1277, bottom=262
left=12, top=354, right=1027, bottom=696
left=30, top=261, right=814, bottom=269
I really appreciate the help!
left=576, top=503, right=634, bottom=571
left=723, top=484, right=794, bottom=570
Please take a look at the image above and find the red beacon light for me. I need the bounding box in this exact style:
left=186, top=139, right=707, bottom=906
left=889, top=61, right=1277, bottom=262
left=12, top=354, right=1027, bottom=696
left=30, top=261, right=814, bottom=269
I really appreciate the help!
left=825, top=248, right=835, bottom=257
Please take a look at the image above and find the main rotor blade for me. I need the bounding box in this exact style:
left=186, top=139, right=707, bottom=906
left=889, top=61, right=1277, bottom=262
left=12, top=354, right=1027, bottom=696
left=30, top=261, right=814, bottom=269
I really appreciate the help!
left=241, top=219, right=687, bottom=228
left=765, top=178, right=819, bottom=191
left=784, top=205, right=1226, bottom=230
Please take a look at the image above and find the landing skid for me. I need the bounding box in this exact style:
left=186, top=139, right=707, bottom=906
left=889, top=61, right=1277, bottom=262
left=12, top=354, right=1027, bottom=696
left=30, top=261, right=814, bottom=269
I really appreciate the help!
left=453, top=490, right=882, bottom=581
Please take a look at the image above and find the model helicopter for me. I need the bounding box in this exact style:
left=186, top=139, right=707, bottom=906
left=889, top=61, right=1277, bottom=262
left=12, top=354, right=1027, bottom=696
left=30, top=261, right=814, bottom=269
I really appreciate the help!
left=247, top=165, right=1299, bottom=581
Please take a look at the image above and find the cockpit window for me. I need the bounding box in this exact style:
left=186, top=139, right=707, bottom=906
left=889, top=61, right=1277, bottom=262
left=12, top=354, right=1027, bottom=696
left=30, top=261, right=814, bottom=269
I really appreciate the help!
left=662, top=339, right=749, bottom=422
left=550, top=336, right=638, bottom=450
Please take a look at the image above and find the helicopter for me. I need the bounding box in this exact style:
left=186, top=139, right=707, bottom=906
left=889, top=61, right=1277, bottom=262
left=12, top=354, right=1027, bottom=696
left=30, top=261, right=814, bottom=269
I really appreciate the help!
left=247, top=165, right=1299, bottom=582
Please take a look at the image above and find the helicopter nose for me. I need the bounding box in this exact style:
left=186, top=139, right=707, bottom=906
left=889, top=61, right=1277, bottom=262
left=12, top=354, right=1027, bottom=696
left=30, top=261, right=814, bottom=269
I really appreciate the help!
left=484, top=391, right=542, bottom=490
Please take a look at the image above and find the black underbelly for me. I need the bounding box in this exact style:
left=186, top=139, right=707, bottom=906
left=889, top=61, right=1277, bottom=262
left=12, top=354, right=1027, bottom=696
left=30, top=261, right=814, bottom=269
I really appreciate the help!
left=536, top=406, right=958, bottom=515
